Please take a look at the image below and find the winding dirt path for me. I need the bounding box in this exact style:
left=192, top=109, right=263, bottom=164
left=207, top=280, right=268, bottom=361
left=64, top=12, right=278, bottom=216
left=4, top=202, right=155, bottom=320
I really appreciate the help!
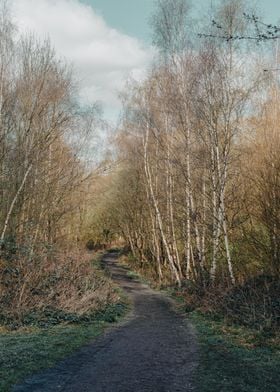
left=14, top=252, right=198, bottom=392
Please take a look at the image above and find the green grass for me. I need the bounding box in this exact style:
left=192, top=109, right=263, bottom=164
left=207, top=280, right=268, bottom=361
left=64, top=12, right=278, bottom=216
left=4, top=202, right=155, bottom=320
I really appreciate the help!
left=0, top=302, right=128, bottom=392
left=126, top=270, right=141, bottom=280
left=191, top=312, right=280, bottom=392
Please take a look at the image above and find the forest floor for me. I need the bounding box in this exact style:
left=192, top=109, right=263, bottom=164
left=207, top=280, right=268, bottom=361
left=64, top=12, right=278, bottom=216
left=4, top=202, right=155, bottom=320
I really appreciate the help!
left=12, top=251, right=198, bottom=392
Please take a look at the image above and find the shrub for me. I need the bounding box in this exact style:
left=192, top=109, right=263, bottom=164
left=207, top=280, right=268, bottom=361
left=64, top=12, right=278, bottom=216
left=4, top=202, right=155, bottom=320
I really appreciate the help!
left=0, top=248, right=119, bottom=329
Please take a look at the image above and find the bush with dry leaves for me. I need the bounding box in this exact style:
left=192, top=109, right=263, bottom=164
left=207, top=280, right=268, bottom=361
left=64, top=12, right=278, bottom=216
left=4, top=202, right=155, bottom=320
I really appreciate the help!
left=0, top=249, right=120, bottom=329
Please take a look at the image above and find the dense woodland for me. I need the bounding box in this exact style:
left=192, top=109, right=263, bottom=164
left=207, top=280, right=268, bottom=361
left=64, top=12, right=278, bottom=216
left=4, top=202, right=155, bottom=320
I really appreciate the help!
left=91, top=0, right=280, bottom=328
left=0, top=2, right=116, bottom=326
left=0, top=0, right=279, bottom=331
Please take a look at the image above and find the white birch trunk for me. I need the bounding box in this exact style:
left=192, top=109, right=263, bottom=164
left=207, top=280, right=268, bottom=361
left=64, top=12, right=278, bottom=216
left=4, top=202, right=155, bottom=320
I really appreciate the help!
left=1, top=164, right=32, bottom=242
left=143, top=121, right=181, bottom=285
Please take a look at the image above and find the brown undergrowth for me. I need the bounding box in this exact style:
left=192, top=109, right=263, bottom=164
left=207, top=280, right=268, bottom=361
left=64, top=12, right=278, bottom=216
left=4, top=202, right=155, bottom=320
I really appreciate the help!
left=177, top=275, right=280, bottom=335
left=119, top=252, right=280, bottom=335
left=0, top=248, right=120, bottom=329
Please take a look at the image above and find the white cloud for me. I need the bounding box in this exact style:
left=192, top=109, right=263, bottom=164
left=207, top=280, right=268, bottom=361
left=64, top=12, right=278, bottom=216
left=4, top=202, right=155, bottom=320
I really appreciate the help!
left=12, top=0, right=153, bottom=123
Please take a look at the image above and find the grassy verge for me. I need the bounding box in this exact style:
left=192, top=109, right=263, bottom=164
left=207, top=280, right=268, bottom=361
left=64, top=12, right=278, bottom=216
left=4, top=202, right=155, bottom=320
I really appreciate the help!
left=0, top=250, right=129, bottom=392
left=0, top=302, right=128, bottom=392
left=191, top=312, right=280, bottom=392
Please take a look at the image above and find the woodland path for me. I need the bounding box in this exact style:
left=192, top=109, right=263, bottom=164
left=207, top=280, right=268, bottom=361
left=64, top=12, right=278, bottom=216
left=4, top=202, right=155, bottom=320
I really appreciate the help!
left=13, top=252, right=198, bottom=392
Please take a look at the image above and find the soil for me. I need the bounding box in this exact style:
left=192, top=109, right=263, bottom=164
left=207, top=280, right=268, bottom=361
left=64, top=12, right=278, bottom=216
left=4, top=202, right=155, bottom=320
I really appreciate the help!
left=13, top=252, right=198, bottom=392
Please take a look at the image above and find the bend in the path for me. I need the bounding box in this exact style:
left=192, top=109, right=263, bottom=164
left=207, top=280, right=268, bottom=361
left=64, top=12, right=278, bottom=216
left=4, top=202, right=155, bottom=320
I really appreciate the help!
left=13, top=252, right=198, bottom=392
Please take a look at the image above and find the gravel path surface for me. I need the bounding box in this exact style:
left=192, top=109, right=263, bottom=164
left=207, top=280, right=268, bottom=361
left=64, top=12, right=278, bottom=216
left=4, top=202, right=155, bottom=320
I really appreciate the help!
left=13, top=252, right=198, bottom=392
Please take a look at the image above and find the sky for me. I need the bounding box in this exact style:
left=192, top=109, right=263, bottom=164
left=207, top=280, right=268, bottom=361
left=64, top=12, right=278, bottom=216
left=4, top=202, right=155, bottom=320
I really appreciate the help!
left=85, top=0, right=280, bottom=42
left=83, top=0, right=153, bottom=43
left=12, top=0, right=280, bottom=125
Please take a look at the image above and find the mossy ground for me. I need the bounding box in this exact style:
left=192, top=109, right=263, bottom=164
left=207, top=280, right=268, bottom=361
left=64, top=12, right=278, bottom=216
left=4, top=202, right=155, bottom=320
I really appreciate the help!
left=0, top=302, right=128, bottom=392
left=191, top=312, right=280, bottom=392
